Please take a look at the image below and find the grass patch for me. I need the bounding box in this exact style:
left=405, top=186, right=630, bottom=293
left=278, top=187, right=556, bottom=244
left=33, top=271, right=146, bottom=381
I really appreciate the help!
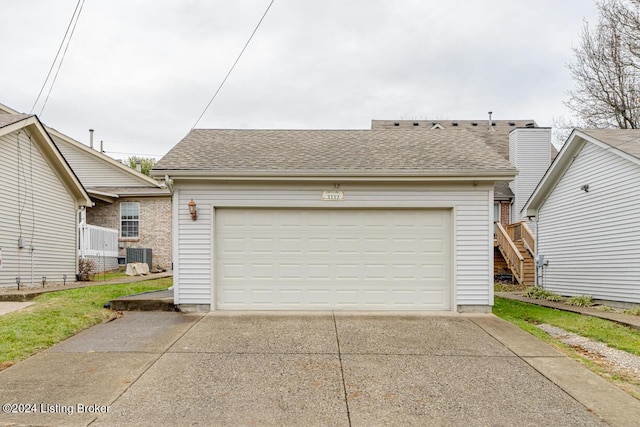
left=92, top=270, right=129, bottom=282
left=0, top=278, right=171, bottom=368
left=623, top=308, right=640, bottom=316
left=493, top=297, right=640, bottom=355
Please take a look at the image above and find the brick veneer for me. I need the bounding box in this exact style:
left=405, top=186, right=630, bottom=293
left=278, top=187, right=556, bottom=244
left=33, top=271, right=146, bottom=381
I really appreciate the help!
left=87, top=196, right=172, bottom=270
left=499, top=201, right=510, bottom=226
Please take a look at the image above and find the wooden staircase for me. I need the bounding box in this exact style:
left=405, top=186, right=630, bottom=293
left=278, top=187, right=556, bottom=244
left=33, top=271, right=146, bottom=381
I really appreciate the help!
left=495, top=222, right=535, bottom=285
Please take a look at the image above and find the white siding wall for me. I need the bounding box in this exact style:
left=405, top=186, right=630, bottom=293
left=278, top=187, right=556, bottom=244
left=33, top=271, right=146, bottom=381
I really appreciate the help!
left=510, top=128, right=552, bottom=225
left=538, top=142, right=640, bottom=303
left=54, top=138, right=148, bottom=187
left=172, top=182, right=493, bottom=309
left=0, top=131, right=78, bottom=287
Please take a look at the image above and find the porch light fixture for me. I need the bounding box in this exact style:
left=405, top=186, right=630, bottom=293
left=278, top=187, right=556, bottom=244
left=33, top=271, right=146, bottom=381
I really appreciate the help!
left=581, top=184, right=590, bottom=192
left=188, top=199, right=198, bottom=221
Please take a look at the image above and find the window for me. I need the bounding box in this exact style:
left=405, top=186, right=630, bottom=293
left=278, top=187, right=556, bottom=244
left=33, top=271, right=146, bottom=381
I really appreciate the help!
left=120, top=202, right=140, bottom=238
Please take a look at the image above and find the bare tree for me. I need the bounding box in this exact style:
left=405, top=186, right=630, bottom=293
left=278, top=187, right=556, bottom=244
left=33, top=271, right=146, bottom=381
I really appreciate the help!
left=566, top=0, right=640, bottom=129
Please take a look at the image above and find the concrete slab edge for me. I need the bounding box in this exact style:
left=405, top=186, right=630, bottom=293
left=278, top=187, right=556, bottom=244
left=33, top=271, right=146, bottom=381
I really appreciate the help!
left=469, top=314, right=640, bottom=427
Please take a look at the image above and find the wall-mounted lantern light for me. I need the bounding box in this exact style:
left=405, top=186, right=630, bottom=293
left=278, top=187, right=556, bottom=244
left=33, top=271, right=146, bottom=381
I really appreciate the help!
left=580, top=184, right=590, bottom=192
left=188, top=199, right=198, bottom=221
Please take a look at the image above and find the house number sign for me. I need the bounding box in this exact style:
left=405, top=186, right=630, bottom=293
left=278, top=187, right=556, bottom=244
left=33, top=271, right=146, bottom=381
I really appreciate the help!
left=322, top=190, right=344, bottom=201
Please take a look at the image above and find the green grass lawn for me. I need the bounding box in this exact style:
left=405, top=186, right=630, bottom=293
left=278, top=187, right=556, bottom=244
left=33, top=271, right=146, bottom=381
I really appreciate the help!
left=493, top=296, right=640, bottom=355
left=0, top=278, right=171, bottom=369
left=92, top=270, right=130, bottom=282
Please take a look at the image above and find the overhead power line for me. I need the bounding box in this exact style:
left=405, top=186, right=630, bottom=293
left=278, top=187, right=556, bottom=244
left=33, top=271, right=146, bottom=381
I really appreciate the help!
left=191, top=0, right=276, bottom=129
left=30, top=0, right=86, bottom=117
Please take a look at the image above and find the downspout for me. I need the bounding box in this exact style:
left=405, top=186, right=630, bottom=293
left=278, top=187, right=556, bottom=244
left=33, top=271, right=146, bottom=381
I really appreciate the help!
left=534, top=215, right=539, bottom=287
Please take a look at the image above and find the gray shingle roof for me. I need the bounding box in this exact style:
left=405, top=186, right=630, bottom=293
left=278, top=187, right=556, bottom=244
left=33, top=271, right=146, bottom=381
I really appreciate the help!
left=580, top=129, right=640, bottom=160
left=154, top=129, right=516, bottom=177
left=0, top=113, right=33, bottom=129
left=371, top=119, right=542, bottom=160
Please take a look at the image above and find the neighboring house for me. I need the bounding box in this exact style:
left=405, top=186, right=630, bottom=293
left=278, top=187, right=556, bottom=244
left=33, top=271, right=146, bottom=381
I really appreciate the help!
left=48, top=129, right=172, bottom=271
left=524, top=129, right=640, bottom=306
left=0, top=102, right=172, bottom=272
left=0, top=114, right=92, bottom=287
left=153, top=129, right=516, bottom=312
left=372, top=119, right=554, bottom=285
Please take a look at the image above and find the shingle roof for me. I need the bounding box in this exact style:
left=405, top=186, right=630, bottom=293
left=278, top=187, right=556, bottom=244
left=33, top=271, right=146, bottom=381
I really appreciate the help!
left=371, top=119, right=540, bottom=160
left=0, top=113, right=33, bottom=129
left=580, top=129, right=640, bottom=160
left=154, top=129, right=516, bottom=177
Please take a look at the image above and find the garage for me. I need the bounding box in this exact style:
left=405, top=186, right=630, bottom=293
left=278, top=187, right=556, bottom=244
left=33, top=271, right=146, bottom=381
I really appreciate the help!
left=215, top=208, right=451, bottom=310
left=153, top=128, right=517, bottom=312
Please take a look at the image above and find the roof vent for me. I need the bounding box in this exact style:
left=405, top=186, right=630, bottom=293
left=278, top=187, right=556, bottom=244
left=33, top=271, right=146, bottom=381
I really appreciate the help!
left=508, top=122, right=515, bottom=126
left=452, top=122, right=458, bottom=126
left=471, top=122, right=478, bottom=126
left=393, top=122, right=400, bottom=127
left=413, top=122, right=419, bottom=126
left=525, top=122, right=535, bottom=128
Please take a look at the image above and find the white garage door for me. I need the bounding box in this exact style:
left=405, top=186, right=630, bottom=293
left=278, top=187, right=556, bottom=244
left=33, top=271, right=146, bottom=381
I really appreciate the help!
left=215, top=208, right=451, bottom=310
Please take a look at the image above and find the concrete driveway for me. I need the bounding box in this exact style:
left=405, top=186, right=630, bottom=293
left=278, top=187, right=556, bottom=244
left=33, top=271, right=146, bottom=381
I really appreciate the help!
left=1, top=312, right=639, bottom=426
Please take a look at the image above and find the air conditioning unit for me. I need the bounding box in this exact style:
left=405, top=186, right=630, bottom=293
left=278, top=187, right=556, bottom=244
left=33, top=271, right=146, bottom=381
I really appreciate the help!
left=126, top=248, right=152, bottom=268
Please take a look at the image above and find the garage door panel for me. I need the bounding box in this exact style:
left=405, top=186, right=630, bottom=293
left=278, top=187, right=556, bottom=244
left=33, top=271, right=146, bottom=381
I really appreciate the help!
left=215, top=208, right=451, bottom=310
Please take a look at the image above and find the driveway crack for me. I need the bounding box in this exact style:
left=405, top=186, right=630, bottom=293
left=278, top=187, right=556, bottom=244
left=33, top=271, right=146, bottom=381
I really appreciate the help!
left=332, top=311, right=352, bottom=427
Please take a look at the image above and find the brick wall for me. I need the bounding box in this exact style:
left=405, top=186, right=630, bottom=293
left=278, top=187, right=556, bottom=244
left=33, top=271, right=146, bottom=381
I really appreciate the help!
left=499, top=201, right=510, bottom=226
left=87, top=196, right=172, bottom=270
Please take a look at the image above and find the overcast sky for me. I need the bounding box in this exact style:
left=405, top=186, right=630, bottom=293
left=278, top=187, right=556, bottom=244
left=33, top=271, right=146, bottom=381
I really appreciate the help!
left=1, top=0, right=599, bottom=160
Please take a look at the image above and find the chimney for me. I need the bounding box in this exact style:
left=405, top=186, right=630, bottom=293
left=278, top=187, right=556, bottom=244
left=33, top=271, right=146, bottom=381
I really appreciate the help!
left=136, top=161, right=142, bottom=173
left=89, top=129, right=94, bottom=149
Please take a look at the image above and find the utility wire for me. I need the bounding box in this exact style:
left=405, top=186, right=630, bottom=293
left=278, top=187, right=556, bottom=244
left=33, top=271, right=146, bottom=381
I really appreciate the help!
left=30, top=0, right=86, bottom=117
left=192, top=0, right=276, bottom=129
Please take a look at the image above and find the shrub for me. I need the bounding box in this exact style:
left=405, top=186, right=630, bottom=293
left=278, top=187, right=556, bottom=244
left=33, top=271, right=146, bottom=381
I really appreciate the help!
left=523, top=286, right=562, bottom=301
left=565, top=295, right=594, bottom=307
left=77, top=258, right=97, bottom=281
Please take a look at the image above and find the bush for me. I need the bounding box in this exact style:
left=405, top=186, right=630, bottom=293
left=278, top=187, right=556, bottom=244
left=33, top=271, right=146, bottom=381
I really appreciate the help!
left=77, top=258, right=97, bottom=281
left=523, top=286, right=562, bottom=301
left=565, top=295, right=594, bottom=307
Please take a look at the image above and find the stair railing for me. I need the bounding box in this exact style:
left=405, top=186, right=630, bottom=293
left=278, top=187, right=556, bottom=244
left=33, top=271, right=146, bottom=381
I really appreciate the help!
left=495, top=222, right=524, bottom=284
left=520, top=222, right=535, bottom=256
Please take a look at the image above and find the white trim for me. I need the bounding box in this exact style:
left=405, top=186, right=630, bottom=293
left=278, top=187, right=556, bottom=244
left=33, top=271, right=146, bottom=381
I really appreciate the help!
left=209, top=203, right=457, bottom=312
left=488, top=188, right=494, bottom=305
left=0, top=116, right=92, bottom=207
left=172, top=188, right=180, bottom=304
left=450, top=206, right=457, bottom=309
left=210, top=205, right=216, bottom=310
left=156, top=172, right=517, bottom=181
left=119, top=202, right=140, bottom=239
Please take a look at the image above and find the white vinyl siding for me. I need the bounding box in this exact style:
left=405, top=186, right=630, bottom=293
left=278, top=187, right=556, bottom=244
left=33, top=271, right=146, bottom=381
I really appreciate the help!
left=53, top=137, right=148, bottom=187
left=0, top=131, right=77, bottom=287
left=537, top=142, right=640, bottom=303
left=172, top=182, right=493, bottom=310
left=509, top=128, right=551, bottom=225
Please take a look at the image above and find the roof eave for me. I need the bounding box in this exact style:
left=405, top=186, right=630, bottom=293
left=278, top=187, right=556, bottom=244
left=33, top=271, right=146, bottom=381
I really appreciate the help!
left=1, top=116, right=93, bottom=207
left=153, top=169, right=517, bottom=182
left=522, top=129, right=585, bottom=217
